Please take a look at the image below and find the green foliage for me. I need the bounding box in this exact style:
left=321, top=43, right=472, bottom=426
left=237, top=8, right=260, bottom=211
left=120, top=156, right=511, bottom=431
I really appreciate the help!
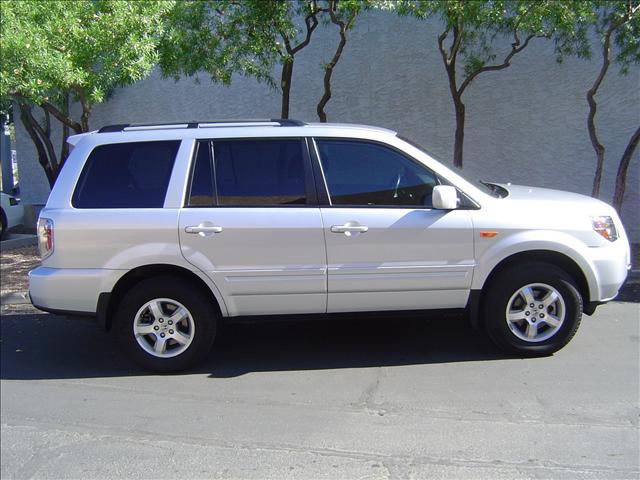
left=159, top=0, right=387, bottom=92
left=556, top=1, right=640, bottom=72
left=610, top=2, right=640, bottom=73
left=0, top=0, right=173, bottom=110
left=397, top=0, right=594, bottom=81
left=159, top=0, right=319, bottom=89
left=591, top=1, right=639, bottom=73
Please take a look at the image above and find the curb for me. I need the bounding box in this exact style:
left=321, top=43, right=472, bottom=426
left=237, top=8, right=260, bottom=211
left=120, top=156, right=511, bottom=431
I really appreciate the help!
left=0, top=234, right=37, bottom=251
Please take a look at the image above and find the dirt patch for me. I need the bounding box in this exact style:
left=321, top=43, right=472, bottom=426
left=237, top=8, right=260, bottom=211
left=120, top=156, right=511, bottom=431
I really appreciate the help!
left=1, top=246, right=40, bottom=296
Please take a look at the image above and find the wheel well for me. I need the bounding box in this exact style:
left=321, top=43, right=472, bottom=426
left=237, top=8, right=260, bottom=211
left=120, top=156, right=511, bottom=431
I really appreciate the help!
left=474, top=250, right=590, bottom=329
left=102, top=264, right=221, bottom=330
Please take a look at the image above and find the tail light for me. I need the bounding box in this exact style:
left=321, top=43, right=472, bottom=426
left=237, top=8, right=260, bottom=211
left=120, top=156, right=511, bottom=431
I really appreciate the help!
left=38, top=218, right=54, bottom=259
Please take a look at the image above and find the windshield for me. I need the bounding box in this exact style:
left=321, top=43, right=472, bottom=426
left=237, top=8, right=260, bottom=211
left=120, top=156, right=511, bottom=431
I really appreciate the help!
left=396, top=134, right=507, bottom=198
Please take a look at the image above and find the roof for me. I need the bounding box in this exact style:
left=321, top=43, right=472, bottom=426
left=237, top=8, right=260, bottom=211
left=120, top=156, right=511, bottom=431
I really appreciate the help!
left=66, top=120, right=397, bottom=146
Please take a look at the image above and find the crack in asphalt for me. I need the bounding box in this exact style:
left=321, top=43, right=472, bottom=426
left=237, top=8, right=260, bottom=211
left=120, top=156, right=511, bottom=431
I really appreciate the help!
left=3, top=422, right=638, bottom=479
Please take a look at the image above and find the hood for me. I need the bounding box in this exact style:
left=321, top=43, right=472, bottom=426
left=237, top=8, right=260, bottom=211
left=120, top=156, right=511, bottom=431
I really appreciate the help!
left=497, top=184, right=615, bottom=212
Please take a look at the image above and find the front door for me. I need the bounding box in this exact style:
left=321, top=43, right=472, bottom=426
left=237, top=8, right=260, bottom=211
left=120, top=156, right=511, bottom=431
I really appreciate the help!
left=179, top=138, right=326, bottom=316
left=314, top=138, right=475, bottom=313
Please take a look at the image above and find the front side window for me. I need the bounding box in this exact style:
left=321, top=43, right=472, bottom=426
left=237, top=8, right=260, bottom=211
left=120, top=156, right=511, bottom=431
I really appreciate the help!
left=213, top=139, right=307, bottom=206
left=73, top=141, right=180, bottom=208
left=316, top=139, right=439, bottom=207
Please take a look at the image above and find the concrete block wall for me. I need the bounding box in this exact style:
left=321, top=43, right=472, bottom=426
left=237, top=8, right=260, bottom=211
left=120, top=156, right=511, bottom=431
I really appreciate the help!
left=14, top=12, right=640, bottom=238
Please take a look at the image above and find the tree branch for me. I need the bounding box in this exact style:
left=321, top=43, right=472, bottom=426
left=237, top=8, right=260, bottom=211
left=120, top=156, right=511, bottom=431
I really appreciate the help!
left=290, top=5, right=322, bottom=55
left=458, top=32, right=538, bottom=95
left=449, top=19, right=464, bottom=65
left=43, top=108, right=51, bottom=139
left=437, top=29, right=450, bottom=65
left=40, top=100, right=82, bottom=133
left=24, top=105, right=57, bottom=173
left=18, top=103, right=56, bottom=187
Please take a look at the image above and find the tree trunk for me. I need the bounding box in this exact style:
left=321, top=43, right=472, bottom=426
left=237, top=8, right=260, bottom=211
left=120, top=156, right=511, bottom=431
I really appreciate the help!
left=59, top=93, right=70, bottom=171
left=80, top=107, right=90, bottom=132
left=589, top=136, right=605, bottom=199
left=18, top=104, right=56, bottom=187
left=317, top=3, right=354, bottom=123
left=316, top=65, right=332, bottom=123
left=613, top=125, right=640, bottom=212
left=25, top=106, right=57, bottom=175
left=453, top=98, right=465, bottom=169
left=587, top=27, right=614, bottom=198
left=40, top=100, right=82, bottom=134
left=79, top=91, right=91, bottom=132
left=280, top=60, right=293, bottom=119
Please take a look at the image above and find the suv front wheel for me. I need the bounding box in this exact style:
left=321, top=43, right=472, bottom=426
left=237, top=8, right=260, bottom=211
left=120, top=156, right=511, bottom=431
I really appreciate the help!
left=483, top=262, right=583, bottom=356
left=115, top=276, right=217, bottom=372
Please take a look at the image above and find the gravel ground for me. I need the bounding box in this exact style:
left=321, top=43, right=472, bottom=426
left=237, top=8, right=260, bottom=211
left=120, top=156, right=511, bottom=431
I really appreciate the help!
left=0, top=246, right=39, bottom=297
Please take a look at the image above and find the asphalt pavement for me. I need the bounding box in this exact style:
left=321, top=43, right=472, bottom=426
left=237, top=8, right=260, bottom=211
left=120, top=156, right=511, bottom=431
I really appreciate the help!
left=1, top=285, right=638, bottom=479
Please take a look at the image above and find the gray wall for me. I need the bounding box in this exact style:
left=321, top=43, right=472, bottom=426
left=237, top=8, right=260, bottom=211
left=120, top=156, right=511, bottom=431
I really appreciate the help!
left=15, top=12, right=640, bottom=238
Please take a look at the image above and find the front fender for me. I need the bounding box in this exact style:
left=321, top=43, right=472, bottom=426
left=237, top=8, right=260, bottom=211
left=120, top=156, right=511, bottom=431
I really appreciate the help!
left=472, top=230, right=599, bottom=301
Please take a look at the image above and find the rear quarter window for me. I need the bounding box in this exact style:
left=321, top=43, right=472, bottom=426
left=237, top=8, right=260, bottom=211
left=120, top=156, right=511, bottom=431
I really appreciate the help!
left=72, top=141, right=180, bottom=208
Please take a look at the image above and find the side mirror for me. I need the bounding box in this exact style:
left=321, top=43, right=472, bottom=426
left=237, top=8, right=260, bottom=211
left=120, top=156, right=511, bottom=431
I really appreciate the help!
left=432, top=185, right=458, bottom=210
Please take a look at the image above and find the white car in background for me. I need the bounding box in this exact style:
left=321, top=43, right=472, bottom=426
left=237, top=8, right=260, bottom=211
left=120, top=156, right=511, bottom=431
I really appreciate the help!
left=0, top=191, right=24, bottom=238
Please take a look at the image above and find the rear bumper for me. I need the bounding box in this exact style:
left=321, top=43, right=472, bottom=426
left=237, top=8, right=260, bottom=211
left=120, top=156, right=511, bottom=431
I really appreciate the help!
left=28, top=266, right=122, bottom=314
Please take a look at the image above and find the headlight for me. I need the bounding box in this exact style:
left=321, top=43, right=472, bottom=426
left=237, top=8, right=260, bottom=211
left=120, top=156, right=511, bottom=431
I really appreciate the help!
left=591, top=216, right=618, bottom=242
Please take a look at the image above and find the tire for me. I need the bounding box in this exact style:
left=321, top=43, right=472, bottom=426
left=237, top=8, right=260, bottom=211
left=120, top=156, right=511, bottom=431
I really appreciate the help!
left=115, top=276, right=217, bottom=373
left=0, top=208, right=6, bottom=240
left=483, top=262, right=583, bottom=357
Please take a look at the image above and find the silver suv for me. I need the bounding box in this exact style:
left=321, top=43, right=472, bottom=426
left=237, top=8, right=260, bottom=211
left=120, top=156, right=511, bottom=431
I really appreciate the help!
left=29, top=120, right=631, bottom=372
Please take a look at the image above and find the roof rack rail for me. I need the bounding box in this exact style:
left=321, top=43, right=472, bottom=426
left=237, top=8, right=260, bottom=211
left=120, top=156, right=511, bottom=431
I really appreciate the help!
left=97, top=119, right=305, bottom=133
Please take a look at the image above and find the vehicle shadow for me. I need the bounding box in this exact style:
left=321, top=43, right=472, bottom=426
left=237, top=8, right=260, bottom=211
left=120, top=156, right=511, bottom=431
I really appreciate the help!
left=615, top=279, right=640, bottom=304
left=0, top=311, right=509, bottom=380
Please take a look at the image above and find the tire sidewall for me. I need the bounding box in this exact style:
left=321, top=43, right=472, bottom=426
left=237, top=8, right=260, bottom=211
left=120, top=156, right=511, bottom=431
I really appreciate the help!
left=115, top=277, right=217, bottom=373
left=485, top=264, right=583, bottom=356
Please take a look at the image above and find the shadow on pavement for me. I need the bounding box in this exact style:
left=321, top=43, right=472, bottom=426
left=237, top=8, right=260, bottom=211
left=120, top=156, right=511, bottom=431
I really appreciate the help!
left=0, top=311, right=507, bottom=380
left=2, top=280, right=637, bottom=381
left=615, top=279, right=640, bottom=303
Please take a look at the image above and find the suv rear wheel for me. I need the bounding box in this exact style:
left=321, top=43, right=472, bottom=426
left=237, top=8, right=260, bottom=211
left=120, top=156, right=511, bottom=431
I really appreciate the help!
left=483, top=262, right=583, bottom=356
left=115, top=276, right=217, bottom=372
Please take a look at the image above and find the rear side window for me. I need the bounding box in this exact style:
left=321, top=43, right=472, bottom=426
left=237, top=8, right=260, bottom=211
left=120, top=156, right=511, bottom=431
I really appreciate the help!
left=73, top=141, right=180, bottom=208
left=213, top=139, right=307, bottom=206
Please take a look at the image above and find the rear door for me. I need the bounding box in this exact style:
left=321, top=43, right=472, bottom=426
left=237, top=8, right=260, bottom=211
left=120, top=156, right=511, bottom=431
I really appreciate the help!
left=179, top=138, right=327, bottom=316
left=313, top=138, right=475, bottom=313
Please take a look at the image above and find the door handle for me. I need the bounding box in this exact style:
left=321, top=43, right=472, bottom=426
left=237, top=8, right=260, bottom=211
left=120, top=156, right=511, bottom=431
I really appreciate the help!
left=185, top=224, right=223, bottom=236
left=330, top=224, right=368, bottom=234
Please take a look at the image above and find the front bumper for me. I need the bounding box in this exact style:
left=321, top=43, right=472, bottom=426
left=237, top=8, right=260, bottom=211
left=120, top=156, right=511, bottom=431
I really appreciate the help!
left=587, top=239, right=631, bottom=302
